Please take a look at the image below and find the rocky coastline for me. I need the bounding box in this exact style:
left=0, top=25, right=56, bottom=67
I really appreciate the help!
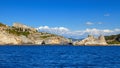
left=0, top=22, right=117, bottom=46
left=0, top=23, right=71, bottom=45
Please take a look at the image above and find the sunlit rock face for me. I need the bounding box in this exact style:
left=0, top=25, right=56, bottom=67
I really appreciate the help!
left=44, top=37, right=70, bottom=45
left=27, top=32, right=70, bottom=45
left=98, top=35, right=108, bottom=45
left=0, top=23, right=70, bottom=45
left=13, top=23, right=37, bottom=33
left=73, top=35, right=108, bottom=46
left=0, top=31, right=21, bottom=45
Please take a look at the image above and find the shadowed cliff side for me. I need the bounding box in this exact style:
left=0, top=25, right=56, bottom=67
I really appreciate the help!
left=105, top=34, right=120, bottom=44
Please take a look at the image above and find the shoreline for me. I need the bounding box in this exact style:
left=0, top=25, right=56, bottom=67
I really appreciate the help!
left=0, top=44, right=120, bottom=46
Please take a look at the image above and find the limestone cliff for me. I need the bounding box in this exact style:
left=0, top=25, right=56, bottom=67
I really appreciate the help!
left=0, top=23, right=70, bottom=45
left=27, top=32, right=70, bottom=45
left=0, top=31, right=20, bottom=44
left=13, top=23, right=37, bottom=33
left=44, top=37, right=70, bottom=45
left=73, top=35, right=108, bottom=46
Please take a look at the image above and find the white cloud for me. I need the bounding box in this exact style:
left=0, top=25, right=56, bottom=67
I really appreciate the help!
left=104, top=13, right=110, bottom=16
left=115, top=29, right=120, bottom=32
left=103, top=29, right=113, bottom=33
left=36, top=26, right=120, bottom=39
left=36, top=26, right=69, bottom=35
left=86, top=22, right=94, bottom=25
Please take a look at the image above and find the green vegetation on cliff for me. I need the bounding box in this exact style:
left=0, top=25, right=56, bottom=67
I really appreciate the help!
left=0, top=22, right=70, bottom=45
left=6, top=27, right=30, bottom=36
left=105, top=34, right=120, bottom=44
left=40, top=35, right=51, bottom=39
left=39, top=32, right=58, bottom=39
left=0, top=22, right=6, bottom=27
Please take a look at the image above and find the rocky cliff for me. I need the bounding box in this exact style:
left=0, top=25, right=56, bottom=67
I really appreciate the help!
left=73, top=35, right=108, bottom=46
left=105, top=34, right=120, bottom=44
left=27, top=32, right=70, bottom=45
left=0, top=23, right=70, bottom=45
left=13, top=23, right=37, bottom=33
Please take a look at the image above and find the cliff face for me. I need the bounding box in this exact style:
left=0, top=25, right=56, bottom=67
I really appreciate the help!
left=0, top=31, right=21, bottom=45
left=45, top=37, right=70, bottom=45
left=0, top=23, right=70, bottom=45
left=73, top=35, right=108, bottom=46
left=27, top=32, right=70, bottom=45
left=13, top=23, right=37, bottom=33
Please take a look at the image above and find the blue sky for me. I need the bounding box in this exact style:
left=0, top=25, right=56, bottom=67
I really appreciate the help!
left=0, top=0, right=120, bottom=38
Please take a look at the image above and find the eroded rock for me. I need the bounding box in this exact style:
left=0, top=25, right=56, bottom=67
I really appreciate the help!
left=73, top=35, right=108, bottom=46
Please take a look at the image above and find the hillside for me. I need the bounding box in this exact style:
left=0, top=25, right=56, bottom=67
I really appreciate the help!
left=0, top=22, right=70, bottom=45
left=105, top=34, right=120, bottom=44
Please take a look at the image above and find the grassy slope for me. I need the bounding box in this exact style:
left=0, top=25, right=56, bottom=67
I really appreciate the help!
left=105, top=34, right=120, bottom=44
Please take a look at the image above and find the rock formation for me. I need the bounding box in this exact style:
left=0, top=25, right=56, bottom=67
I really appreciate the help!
left=44, top=37, right=70, bottom=45
left=13, top=23, right=37, bottom=33
left=73, top=35, right=108, bottom=46
left=0, top=23, right=70, bottom=45
left=105, top=34, right=120, bottom=44
left=0, top=31, right=21, bottom=45
left=27, top=32, right=70, bottom=45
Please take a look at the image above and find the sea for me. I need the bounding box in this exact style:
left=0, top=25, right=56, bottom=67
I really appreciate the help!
left=0, top=45, right=120, bottom=68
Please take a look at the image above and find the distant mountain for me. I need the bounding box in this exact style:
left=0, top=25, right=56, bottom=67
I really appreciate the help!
left=105, top=34, right=120, bottom=44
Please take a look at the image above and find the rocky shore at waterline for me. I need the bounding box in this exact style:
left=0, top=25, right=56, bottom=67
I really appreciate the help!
left=73, top=35, right=108, bottom=46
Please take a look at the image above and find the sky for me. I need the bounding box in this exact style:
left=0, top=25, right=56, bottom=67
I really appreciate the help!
left=0, top=0, right=120, bottom=38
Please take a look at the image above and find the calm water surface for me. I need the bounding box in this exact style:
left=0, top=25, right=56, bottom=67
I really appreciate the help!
left=0, top=45, right=120, bottom=68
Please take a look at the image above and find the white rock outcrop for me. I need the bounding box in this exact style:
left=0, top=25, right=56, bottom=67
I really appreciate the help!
left=13, top=23, right=37, bottom=32
left=0, top=31, right=21, bottom=45
left=73, top=35, right=108, bottom=46
left=0, top=23, right=71, bottom=45
left=18, top=35, right=33, bottom=44
left=44, top=37, right=70, bottom=45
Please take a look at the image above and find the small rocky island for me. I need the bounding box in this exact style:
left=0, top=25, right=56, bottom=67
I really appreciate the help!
left=0, top=22, right=111, bottom=46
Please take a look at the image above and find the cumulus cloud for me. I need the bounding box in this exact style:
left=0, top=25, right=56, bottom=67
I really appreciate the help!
left=36, top=26, right=120, bottom=39
left=85, top=28, right=114, bottom=35
left=36, top=26, right=69, bottom=35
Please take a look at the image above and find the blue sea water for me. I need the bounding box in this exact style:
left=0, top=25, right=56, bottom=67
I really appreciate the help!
left=0, top=45, right=120, bottom=68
